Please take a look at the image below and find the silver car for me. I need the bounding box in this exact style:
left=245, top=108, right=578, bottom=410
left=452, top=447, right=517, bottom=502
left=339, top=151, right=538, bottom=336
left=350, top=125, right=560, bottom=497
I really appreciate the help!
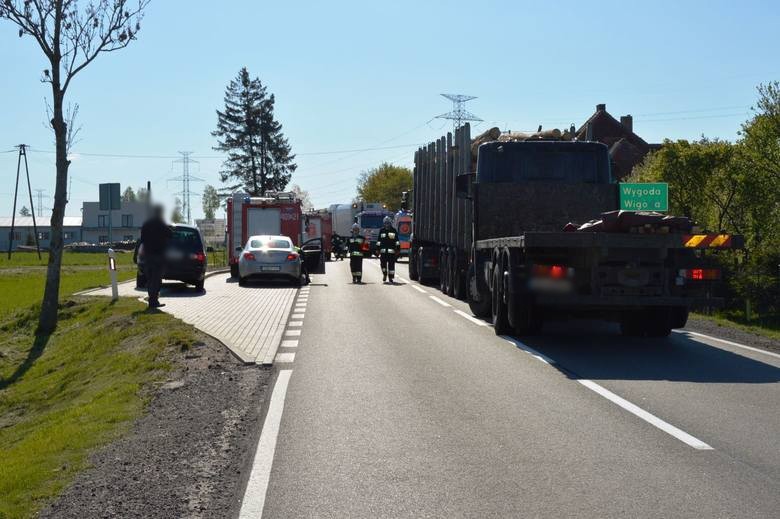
left=238, top=235, right=302, bottom=286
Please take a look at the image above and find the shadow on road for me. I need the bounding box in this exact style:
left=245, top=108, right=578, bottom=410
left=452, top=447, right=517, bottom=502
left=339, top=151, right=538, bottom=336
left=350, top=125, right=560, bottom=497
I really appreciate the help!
left=516, top=320, right=780, bottom=384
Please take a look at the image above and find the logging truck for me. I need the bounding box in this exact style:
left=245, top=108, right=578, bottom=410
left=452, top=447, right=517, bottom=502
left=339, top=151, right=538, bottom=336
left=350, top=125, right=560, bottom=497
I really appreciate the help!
left=409, top=124, right=742, bottom=337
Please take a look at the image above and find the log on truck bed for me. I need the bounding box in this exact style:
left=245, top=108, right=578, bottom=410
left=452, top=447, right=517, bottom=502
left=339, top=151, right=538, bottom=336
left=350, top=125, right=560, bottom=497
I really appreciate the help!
left=476, top=232, right=744, bottom=250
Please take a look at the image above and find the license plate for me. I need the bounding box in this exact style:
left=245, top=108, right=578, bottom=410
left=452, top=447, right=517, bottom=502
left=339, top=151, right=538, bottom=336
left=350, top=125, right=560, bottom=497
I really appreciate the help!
left=261, top=266, right=281, bottom=272
left=166, top=250, right=184, bottom=261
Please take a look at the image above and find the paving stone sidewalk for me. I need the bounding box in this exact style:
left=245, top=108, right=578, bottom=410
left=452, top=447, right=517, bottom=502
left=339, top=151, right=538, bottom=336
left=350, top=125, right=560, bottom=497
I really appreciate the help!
left=85, top=272, right=297, bottom=364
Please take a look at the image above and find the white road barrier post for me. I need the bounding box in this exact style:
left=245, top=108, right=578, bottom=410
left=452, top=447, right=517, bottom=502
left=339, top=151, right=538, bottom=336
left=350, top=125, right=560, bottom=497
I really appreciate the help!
left=107, top=248, right=119, bottom=301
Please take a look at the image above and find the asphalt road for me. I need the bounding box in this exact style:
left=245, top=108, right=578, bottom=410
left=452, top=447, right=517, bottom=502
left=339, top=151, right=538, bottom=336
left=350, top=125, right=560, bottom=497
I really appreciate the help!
left=257, top=258, right=780, bottom=518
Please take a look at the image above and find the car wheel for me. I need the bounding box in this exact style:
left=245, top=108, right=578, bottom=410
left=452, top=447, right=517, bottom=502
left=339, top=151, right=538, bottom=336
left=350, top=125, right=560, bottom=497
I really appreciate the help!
left=195, top=280, right=204, bottom=292
left=238, top=276, right=247, bottom=287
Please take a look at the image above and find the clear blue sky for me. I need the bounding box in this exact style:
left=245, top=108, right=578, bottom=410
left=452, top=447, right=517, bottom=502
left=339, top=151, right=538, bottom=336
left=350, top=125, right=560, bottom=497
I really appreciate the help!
left=1, top=0, right=778, bottom=220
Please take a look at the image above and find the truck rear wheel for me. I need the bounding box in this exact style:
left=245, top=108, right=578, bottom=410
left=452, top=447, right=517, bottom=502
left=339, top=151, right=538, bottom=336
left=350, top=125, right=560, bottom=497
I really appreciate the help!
left=467, top=264, right=491, bottom=318
left=620, top=312, right=644, bottom=337
left=491, top=268, right=511, bottom=336
left=446, top=250, right=456, bottom=297
left=646, top=307, right=672, bottom=337
left=439, top=250, right=449, bottom=294
left=409, top=247, right=419, bottom=281
left=670, top=306, right=689, bottom=329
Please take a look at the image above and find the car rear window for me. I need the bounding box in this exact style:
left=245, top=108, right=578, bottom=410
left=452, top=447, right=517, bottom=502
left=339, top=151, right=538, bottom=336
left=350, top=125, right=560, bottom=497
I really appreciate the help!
left=250, top=238, right=291, bottom=250
left=171, top=228, right=203, bottom=252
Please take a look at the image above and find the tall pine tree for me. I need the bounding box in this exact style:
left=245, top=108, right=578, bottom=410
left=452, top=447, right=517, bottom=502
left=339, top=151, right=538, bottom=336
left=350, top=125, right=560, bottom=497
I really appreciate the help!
left=212, top=68, right=296, bottom=196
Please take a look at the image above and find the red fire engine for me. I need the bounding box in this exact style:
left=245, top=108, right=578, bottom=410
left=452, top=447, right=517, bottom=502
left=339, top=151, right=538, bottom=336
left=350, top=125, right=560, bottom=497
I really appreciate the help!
left=227, top=192, right=302, bottom=278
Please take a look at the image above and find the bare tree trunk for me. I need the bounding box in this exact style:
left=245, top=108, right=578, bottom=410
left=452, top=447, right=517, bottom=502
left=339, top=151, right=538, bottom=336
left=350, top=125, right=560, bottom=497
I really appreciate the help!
left=39, top=90, right=68, bottom=333
left=38, top=3, right=67, bottom=334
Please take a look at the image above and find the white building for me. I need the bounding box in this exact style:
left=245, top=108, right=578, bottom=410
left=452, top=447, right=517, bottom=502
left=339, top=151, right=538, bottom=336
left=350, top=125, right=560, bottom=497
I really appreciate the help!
left=81, top=200, right=147, bottom=244
left=195, top=218, right=226, bottom=249
left=0, top=216, right=82, bottom=251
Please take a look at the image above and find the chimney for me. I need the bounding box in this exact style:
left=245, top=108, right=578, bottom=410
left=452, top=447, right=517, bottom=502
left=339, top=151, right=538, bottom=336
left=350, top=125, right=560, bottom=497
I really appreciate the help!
left=620, top=115, right=633, bottom=133
left=596, top=103, right=606, bottom=112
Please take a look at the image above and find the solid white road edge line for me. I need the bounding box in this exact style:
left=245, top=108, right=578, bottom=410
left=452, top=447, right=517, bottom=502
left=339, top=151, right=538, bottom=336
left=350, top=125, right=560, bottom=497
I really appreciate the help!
left=673, top=330, right=780, bottom=360
left=453, top=309, right=489, bottom=327
left=502, top=336, right=713, bottom=451
left=577, top=379, right=713, bottom=450
left=411, top=285, right=427, bottom=294
left=429, top=295, right=452, bottom=307
left=238, top=369, right=293, bottom=519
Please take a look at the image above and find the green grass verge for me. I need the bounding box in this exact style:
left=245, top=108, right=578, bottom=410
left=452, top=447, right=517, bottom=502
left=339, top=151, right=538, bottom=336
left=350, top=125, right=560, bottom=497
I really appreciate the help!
left=0, top=252, right=137, bottom=318
left=0, top=297, right=196, bottom=519
left=691, top=312, right=780, bottom=341
left=0, top=268, right=135, bottom=317
left=0, top=251, right=135, bottom=268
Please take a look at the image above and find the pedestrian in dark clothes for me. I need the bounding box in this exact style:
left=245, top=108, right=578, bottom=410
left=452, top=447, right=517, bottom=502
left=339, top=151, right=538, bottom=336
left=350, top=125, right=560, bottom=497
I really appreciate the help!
left=135, top=205, right=172, bottom=309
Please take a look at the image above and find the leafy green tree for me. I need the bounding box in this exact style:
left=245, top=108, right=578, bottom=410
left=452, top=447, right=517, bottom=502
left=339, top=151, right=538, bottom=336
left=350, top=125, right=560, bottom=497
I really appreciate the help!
left=19, top=206, right=31, bottom=217
left=202, top=184, right=221, bottom=220
left=357, top=163, right=413, bottom=211
left=0, top=0, right=149, bottom=333
left=171, top=198, right=184, bottom=224
left=630, top=83, right=780, bottom=319
left=212, top=68, right=296, bottom=196
left=122, top=186, right=136, bottom=202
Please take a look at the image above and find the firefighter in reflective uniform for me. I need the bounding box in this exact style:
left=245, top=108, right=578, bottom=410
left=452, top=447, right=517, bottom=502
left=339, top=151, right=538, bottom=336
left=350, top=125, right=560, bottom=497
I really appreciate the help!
left=378, top=216, right=400, bottom=283
left=347, top=223, right=365, bottom=284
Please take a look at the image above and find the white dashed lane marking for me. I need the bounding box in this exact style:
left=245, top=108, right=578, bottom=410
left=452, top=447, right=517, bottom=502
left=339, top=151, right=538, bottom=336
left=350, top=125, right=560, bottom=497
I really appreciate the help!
left=288, top=321, right=303, bottom=327
left=291, top=313, right=305, bottom=319
left=280, top=340, right=299, bottom=348
left=429, top=295, right=452, bottom=307
left=453, top=309, right=489, bottom=327
left=411, top=285, right=427, bottom=294
left=275, top=352, right=296, bottom=363
left=284, top=329, right=301, bottom=337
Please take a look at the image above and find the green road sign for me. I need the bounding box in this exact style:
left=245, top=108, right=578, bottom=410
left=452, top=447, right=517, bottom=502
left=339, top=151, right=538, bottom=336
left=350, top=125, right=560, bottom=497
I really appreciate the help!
left=619, top=183, right=668, bottom=212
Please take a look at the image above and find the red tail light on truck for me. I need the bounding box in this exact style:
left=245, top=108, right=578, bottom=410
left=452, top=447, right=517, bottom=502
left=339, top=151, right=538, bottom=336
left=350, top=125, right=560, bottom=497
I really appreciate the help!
left=679, top=268, right=721, bottom=280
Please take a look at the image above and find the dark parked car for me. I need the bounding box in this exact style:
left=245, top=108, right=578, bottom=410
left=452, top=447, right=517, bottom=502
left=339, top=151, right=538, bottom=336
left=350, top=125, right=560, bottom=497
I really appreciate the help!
left=136, top=224, right=207, bottom=291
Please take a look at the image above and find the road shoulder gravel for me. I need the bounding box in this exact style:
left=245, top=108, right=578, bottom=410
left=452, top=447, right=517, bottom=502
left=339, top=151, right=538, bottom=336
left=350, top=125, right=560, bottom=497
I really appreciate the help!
left=684, top=316, right=780, bottom=354
left=40, top=333, right=271, bottom=519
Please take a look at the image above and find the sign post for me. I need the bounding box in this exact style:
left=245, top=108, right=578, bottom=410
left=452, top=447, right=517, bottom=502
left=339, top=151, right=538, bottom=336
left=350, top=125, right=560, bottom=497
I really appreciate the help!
left=619, top=183, right=668, bottom=212
left=99, top=183, right=121, bottom=244
left=107, top=248, right=118, bottom=301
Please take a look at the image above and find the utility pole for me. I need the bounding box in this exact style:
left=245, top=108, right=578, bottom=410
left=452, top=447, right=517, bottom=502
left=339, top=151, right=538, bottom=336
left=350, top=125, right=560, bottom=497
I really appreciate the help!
left=435, top=93, right=483, bottom=131
left=168, top=151, right=203, bottom=224
left=8, top=144, right=41, bottom=259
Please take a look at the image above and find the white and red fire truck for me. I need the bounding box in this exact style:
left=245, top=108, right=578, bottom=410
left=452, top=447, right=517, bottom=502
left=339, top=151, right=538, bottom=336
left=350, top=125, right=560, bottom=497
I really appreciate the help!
left=227, top=192, right=303, bottom=278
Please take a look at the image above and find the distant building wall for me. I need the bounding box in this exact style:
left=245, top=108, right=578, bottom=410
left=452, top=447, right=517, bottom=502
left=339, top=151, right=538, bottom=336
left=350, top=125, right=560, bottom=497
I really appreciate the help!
left=0, top=217, right=82, bottom=251
left=81, top=200, right=147, bottom=244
